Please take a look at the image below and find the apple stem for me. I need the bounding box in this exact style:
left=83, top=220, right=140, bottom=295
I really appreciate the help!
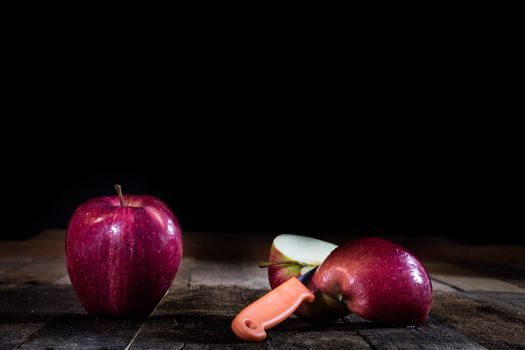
left=114, top=184, right=126, bottom=206
left=258, top=260, right=314, bottom=268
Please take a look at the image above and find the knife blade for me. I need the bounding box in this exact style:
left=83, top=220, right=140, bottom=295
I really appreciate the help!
left=298, top=266, right=319, bottom=291
left=231, top=266, right=319, bottom=342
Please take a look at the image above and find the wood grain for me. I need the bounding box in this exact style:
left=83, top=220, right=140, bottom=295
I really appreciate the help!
left=1, top=256, right=67, bottom=285
left=0, top=285, right=82, bottom=350
left=455, top=261, right=525, bottom=289
left=0, top=257, right=31, bottom=277
left=356, top=315, right=486, bottom=350
left=189, top=260, right=268, bottom=290
left=359, top=329, right=485, bottom=350
left=432, top=291, right=525, bottom=349
left=426, top=262, right=525, bottom=293
left=18, top=315, right=144, bottom=350
left=171, top=257, right=194, bottom=289
left=1, top=230, right=524, bottom=349
left=431, top=279, right=459, bottom=292
left=129, top=288, right=268, bottom=349
left=460, top=291, right=525, bottom=321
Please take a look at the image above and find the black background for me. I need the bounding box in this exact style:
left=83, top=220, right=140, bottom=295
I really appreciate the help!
left=2, top=3, right=523, bottom=243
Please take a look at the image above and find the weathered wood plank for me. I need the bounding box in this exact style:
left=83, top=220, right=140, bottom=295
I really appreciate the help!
left=0, top=241, right=64, bottom=259
left=18, top=315, right=144, bottom=350
left=171, top=257, right=194, bottom=290
left=431, top=279, right=458, bottom=292
left=356, top=315, right=486, bottom=350
left=130, top=315, right=267, bottom=350
left=182, top=344, right=264, bottom=350
left=0, top=285, right=82, bottom=350
left=268, top=327, right=371, bottom=350
left=241, top=289, right=371, bottom=350
left=1, top=256, right=67, bottom=285
left=129, top=287, right=268, bottom=349
left=0, top=257, right=31, bottom=277
left=0, top=285, right=82, bottom=320
left=29, top=229, right=66, bottom=242
left=126, top=317, right=183, bottom=350
left=455, top=261, right=525, bottom=289
left=1, top=258, right=142, bottom=350
left=158, top=287, right=244, bottom=318
left=189, top=260, right=268, bottom=290
left=0, top=322, right=42, bottom=350
left=243, top=262, right=270, bottom=289
left=54, top=274, right=71, bottom=285
left=460, top=292, right=525, bottom=321
left=426, top=262, right=525, bottom=293
left=432, top=291, right=525, bottom=349
left=267, top=321, right=372, bottom=350
left=1, top=232, right=523, bottom=349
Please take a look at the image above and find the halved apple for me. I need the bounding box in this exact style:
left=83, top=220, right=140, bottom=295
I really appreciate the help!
left=260, top=234, right=348, bottom=320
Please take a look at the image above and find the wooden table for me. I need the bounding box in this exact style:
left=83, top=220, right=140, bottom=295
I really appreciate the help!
left=1, top=230, right=524, bottom=349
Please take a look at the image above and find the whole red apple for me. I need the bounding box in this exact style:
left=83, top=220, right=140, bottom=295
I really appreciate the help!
left=66, top=185, right=183, bottom=317
left=312, top=238, right=432, bottom=326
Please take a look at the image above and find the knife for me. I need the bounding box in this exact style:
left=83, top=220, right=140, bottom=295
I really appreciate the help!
left=231, top=267, right=318, bottom=342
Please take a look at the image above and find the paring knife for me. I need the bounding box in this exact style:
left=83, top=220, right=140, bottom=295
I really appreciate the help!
left=231, top=267, right=318, bottom=342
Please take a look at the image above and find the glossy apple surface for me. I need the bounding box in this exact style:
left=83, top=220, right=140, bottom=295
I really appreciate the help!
left=312, top=238, right=432, bottom=326
left=66, top=189, right=182, bottom=317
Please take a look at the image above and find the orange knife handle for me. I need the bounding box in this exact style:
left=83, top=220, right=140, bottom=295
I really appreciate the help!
left=231, top=277, right=315, bottom=342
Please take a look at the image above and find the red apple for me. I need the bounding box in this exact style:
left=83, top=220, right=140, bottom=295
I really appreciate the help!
left=312, top=238, right=432, bottom=326
left=66, top=185, right=183, bottom=317
left=261, top=234, right=348, bottom=320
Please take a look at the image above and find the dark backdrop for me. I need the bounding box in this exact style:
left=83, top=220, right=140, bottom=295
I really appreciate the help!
left=2, top=3, right=523, bottom=243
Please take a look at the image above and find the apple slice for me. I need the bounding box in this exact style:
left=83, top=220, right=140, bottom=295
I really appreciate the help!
left=260, top=234, right=348, bottom=320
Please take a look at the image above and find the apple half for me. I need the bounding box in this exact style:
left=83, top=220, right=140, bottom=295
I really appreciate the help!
left=260, top=234, right=348, bottom=320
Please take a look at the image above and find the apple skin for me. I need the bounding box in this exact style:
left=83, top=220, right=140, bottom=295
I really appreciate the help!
left=66, top=194, right=182, bottom=317
left=267, top=242, right=303, bottom=289
left=267, top=243, right=348, bottom=320
left=312, top=238, right=432, bottom=326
